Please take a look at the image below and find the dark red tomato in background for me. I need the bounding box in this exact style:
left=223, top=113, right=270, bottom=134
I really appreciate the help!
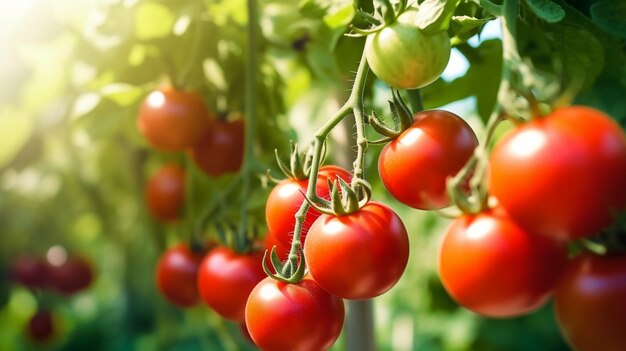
left=10, top=254, right=49, bottom=289
left=26, top=309, right=54, bottom=343
left=49, top=256, right=94, bottom=296
left=265, top=165, right=352, bottom=249
left=145, top=164, right=185, bottom=222
left=489, top=106, right=626, bottom=241
left=438, top=208, right=568, bottom=318
left=378, top=110, right=478, bottom=210
left=197, top=246, right=265, bottom=322
left=190, top=118, right=244, bottom=177
left=304, top=201, right=409, bottom=300
left=155, top=244, right=203, bottom=308
left=555, top=253, right=626, bottom=351
left=137, top=85, right=210, bottom=152
left=245, top=275, right=345, bottom=351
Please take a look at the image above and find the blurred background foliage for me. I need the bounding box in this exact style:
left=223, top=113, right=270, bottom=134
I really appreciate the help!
left=0, top=0, right=623, bottom=350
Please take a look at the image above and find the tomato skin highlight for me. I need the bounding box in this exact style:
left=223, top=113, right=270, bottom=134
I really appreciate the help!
left=265, top=165, right=351, bottom=249
left=365, top=9, right=451, bottom=89
left=155, top=244, right=203, bottom=308
left=438, top=208, right=568, bottom=318
left=245, top=275, right=345, bottom=351
left=304, top=201, right=410, bottom=300
left=197, top=246, right=265, bottom=322
left=145, top=164, right=185, bottom=222
left=378, top=110, right=478, bottom=210
left=555, top=253, right=626, bottom=351
left=190, top=118, right=245, bottom=177
left=137, top=86, right=210, bottom=152
left=489, top=106, right=626, bottom=240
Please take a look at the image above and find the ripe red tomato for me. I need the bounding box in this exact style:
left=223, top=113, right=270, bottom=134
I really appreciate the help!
left=10, top=254, right=49, bottom=289
left=197, top=246, right=265, bottom=322
left=438, top=208, right=568, bottom=318
left=155, top=244, right=203, bottom=308
left=26, top=310, right=54, bottom=343
left=489, top=106, right=626, bottom=240
left=49, top=256, right=94, bottom=296
left=304, top=201, right=409, bottom=299
left=190, top=118, right=244, bottom=177
left=555, top=253, right=626, bottom=351
left=264, top=231, right=291, bottom=262
left=145, top=164, right=185, bottom=222
left=137, top=85, right=210, bottom=152
left=378, top=110, right=478, bottom=210
left=245, top=275, right=345, bottom=351
left=265, top=165, right=352, bottom=249
left=365, top=9, right=451, bottom=89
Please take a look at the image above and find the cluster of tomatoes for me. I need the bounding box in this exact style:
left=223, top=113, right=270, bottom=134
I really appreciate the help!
left=382, top=106, right=626, bottom=350
left=9, top=252, right=94, bottom=343
left=138, top=84, right=244, bottom=183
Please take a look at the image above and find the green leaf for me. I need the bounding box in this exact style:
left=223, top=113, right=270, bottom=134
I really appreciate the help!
left=451, top=15, right=492, bottom=35
left=416, top=0, right=457, bottom=35
left=323, top=2, right=355, bottom=28
left=524, top=0, right=565, bottom=24
left=135, top=3, right=175, bottom=40
left=101, top=83, right=144, bottom=106
left=549, top=25, right=604, bottom=89
left=590, top=0, right=626, bottom=40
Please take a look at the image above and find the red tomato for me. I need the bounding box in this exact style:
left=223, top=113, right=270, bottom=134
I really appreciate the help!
left=438, top=208, right=568, bottom=318
left=489, top=106, right=626, bottom=240
left=145, top=164, right=185, bottom=222
left=10, top=254, right=49, bottom=289
left=378, top=110, right=478, bottom=210
left=265, top=165, right=352, bottom=249
left=155, top=244, right=203, bottom=308
left=197, top=246, right=265, bottom=322
left=264, top=231, right=291, bottom=262
left=245, top=275, right=345, bottom=351
left=555, top=253, right=626, bottom=351
left=190, top=118, right=244, bottom=177
left=137, top=85, right=210, bottom=152
left=49, top=256, right=94, bottom=296
left=304, top=201, right=409, bottom=299
left=26, top=310, right=54, bottom=343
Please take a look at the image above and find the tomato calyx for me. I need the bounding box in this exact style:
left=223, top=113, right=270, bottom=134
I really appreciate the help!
left=272, top=141, right=318, bottom=181
left=579, top=214, right=626, bottom=255
left=261, top=244, right=306, bottom=284
left=348, top=0, right=409, bottom=37
left=368, top=88, right=414, bottom=143
left=302, top=178, right=372, bottom=216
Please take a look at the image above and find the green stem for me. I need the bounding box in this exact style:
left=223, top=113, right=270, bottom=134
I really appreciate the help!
left=407, top=89, right=423, bottom=113
left=281, top=51, right=370, bottom=280
left=177, top=14, right=205, bottom=90
left=234, top=0, right=261, bottom=253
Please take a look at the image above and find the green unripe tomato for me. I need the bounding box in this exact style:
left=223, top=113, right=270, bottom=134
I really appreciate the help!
left=365, top=10, right=451, bottom=89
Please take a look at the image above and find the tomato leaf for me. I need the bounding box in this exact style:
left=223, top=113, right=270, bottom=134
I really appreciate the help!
left=416, top=0, right=457, bottom=35
left=548, top=25, right=604, bottom=89
left=590, top=0, right=626, bottom=40
left=523, top=0, right=565, bottom=23
left=135, top=3, right=175, bottom=40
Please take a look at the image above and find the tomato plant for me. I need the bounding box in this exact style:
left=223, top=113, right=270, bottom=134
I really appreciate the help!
left=438, top=208, right=567, bottom=318
left=378, top=110, right=478, bottom=210
left=49, top=256, right=94, bottom=296
left=10, top=254, right=49, bottom=289
left=145, top=164, right=185, bottom=222
left=197, top=246, right=265, bottom=322
left=26, top=310, right=54, bottom=343
left=137, top=85, right=211, bottom=152
left=265, top=165, right=351, bottom=249
left=190, top=118, right=245, bottom=177
left=245, top=275, right=345, bottom=351
left=555, top=253, right=626, bottom=351
left=155, top=244, right=203, bottom=308
left=489, top=106, right=626, bottom=240
left=304, top=201, right=409, bottom=300
left=365, top=9, right=451, bottom=89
